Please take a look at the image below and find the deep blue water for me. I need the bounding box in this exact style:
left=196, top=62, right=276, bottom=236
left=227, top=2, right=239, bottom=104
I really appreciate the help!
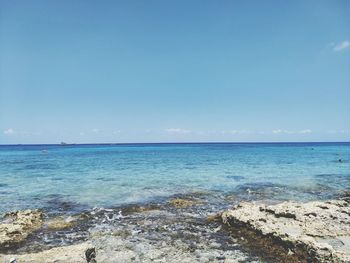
left=0, top=143, right=349, bottom=214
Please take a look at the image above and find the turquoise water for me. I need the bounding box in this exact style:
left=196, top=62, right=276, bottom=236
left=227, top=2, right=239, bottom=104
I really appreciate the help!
left=0, top=143, right=349, bottom=214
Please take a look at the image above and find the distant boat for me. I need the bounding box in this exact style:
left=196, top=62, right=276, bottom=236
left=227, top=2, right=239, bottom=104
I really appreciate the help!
left=60, top=142, right=75, bottom=146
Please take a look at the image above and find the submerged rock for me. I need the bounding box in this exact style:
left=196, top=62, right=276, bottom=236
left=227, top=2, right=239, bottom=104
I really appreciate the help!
left=222, top=199, right=350, bottom=262
left=169, top=198, right=200, bottom=208
left=206, top=213, right=222, bottom=222
left=0, top=210, right=43, bottom=249
left=46, top=217, right=76, bottom=230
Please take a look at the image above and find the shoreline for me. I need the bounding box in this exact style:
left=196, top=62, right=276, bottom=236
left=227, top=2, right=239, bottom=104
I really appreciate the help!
left=1, top=192, right=350, bottom=262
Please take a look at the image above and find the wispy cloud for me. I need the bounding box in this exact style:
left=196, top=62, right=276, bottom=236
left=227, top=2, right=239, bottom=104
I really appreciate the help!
left=3, top=128, right=14, bottom=135
left=333, top=40, right=350, bottom=52
left=220, top=130, right=255, bottom=135
left=272, top=129, right=312, bottom=134
left=91, top=128, right=100, bottom=133
left=165, top=128, right=191, bottom=134
left=299, top=129, right=312, bottom=134
left=327, top=130, right=349, bottom=134
left=272, top=129, right=291, bottom=134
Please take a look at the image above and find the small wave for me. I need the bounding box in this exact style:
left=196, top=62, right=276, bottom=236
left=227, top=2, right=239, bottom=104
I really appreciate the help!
left=226, top=175, right=245, bottom=181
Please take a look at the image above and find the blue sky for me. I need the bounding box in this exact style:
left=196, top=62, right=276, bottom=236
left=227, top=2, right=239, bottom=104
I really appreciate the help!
left=0, top=0, right=349, bottom=143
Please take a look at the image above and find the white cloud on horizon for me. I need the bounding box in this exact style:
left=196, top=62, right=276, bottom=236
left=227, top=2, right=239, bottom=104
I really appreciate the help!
left=333, top=40, right=350, bottom=52
left=299, top=129, right=312, bottom=134
left=272, top=129, right=291, bottom=134
left=272, top=129, right=312, bottom=134
left=220, top=130, right=255, bottom=135
left=3, top=128, right=14, bottom=135
left=164, top=128, right=314, bottom=136
left=165, top=128, right=191, bottom=134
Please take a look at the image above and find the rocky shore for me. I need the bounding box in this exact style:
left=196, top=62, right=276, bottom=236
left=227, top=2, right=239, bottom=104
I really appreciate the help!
left=0, top=210, right=43, bottom=250
left=222, top=198, right=350, bottom=263
left=1, top=195, right=349, bottom=262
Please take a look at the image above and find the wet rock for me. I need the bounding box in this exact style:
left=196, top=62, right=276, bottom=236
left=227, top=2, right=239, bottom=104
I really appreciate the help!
left=46, top=217, right=76, bottom=230
left=0, top=210, right=43, bottom=249
left=169, top=198, right=199, bottom=208
left=341, top=190, right=350, bottom=200
left=85, top=247, right=96, bottom=263
left=0, top=194, right=258, bottom=263
left=121, top=203, right=160, bottom=214
left=222, top=200, right=350, bottom=262
left=206, top=213, right=222, bottom=222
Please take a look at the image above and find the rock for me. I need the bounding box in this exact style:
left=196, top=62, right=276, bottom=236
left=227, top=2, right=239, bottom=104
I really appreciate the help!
left=122, top=204, right=160, bottom=214
left=222, top=200, right=350, bottom=263
left=0, top=209, right=43, bottom=249
left=206, top=213, right=222, bottom=222
left=0, top=243, right=91, bottom=263
left=341, top=191, right=350, bottom=200
left=0, top=199, right=258, bottom=263
left=85, top=247, right=96, bottom=263
left=46, top=217, right=76, bottom=230
left=169, top=198, right=199, bottom=208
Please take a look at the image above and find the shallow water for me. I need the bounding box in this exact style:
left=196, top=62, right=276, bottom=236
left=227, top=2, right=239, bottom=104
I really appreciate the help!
left=0, top=142, right=349, bottom=215
left=2, top=192, right=269, bottom=262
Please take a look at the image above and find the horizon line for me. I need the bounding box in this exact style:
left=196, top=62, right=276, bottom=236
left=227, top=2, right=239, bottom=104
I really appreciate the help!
left=0, top=141, right=350, bottom=146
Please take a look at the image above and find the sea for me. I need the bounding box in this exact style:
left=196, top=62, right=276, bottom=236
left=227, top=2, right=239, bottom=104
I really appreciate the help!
left=1, top=142, right=349, bottom=215
left=1, top=142, right=350, bottom=259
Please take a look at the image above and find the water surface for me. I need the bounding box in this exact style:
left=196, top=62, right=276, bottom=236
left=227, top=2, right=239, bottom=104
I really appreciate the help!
left=0, top=142, right=349, bottom=214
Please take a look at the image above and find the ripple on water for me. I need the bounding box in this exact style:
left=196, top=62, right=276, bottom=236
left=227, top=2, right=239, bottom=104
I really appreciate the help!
left=226, top=175, right=245, bottom=181
left=235, top=182, right=286, bottom=200
left=315, top=173, right=350, bottom=180
left=23, top=163, right=60, bottom=170
left=42, top=196, right=90, bottom=216
left=95, top=177, right=117, bottom=182
left=314, top=174, right=350, bottom=192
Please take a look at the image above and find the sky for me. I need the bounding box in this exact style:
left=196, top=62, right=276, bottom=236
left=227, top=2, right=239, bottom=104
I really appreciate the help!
left=0, top=0, right=349, bottom=144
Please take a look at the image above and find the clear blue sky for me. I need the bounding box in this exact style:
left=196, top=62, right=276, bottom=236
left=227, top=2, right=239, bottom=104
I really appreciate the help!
left=0, top=0, right=349, bottom=143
